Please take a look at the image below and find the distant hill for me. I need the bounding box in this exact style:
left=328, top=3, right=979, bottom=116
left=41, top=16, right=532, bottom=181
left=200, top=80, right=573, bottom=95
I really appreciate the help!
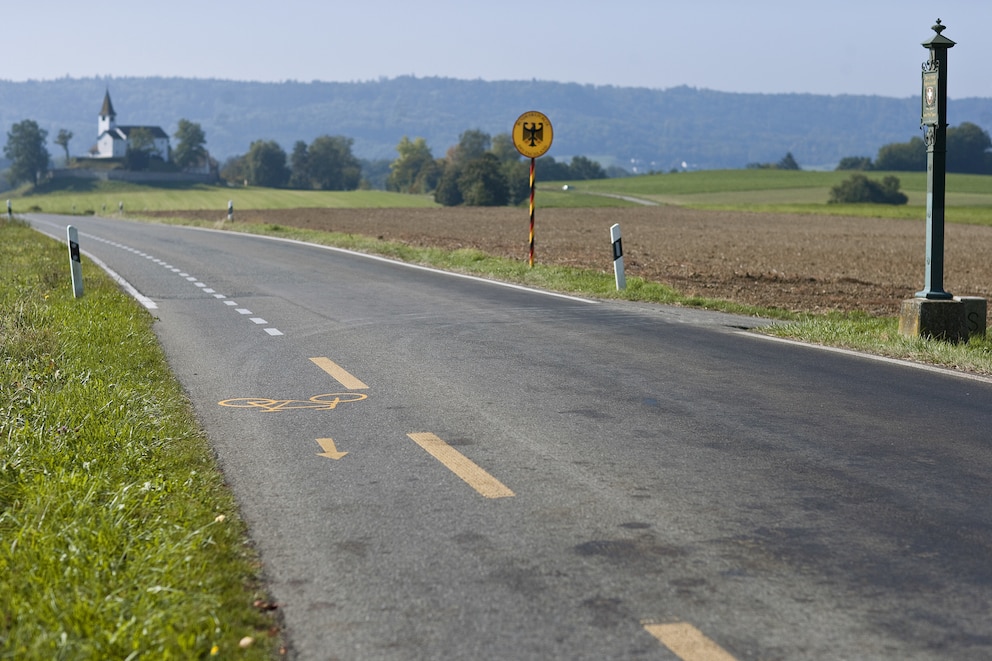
left=2, top=76, right=991, bottom=172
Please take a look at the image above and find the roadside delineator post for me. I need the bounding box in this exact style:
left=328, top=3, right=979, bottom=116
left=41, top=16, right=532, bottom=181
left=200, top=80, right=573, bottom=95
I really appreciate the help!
left=6, top=199, right=11, bottom=220
left=611, top=223, right=626, bottom=290
left=67, top=225, right=83, bottom=298
left=512, top=111, right=554, bottom=268
left=227, top=200, right=233, bottom=222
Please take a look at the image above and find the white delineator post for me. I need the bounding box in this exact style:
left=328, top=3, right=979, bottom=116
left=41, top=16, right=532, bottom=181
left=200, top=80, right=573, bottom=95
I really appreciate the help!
left=611, top=223, right=626, bottom=290
left=228, top=200, right=233, bottom=222
left=67, top=225, right=83, bottom=298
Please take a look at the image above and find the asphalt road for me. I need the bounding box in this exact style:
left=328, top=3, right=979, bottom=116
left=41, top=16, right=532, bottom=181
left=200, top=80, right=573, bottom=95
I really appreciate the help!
left=29, top=214, right=992, bottom=660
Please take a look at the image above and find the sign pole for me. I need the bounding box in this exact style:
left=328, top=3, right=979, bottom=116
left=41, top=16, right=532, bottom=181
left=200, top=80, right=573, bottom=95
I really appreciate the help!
left=528, top=158, right=536, bottom=268
left=513, top=111, right=553, bottom=268
left=917, top=19, right=954, bottom=300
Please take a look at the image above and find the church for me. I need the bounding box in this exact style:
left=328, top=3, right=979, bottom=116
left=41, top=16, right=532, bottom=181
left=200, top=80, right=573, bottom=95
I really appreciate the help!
left=89, top=91, right=171, bottom=160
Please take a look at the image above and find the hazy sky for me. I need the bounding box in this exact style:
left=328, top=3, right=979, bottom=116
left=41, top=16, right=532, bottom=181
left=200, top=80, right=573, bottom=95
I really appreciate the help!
left=4, top=1, right=990, bottom=98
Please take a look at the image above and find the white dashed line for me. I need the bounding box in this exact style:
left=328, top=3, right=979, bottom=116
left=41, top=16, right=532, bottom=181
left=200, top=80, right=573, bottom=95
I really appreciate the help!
left=79, top=232, right=284, bottom=338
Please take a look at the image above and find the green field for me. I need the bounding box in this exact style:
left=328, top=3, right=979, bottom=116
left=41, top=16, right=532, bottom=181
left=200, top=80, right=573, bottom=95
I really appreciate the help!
left=538, top=169, right=992, bottom=222
left=10, top=179, right=439, bottom=215
left=9, top=169, right=992, bottom=220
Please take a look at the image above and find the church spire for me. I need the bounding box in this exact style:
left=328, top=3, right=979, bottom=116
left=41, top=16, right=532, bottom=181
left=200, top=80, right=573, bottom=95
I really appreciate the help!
left=98, top=89, right=116, bottom=135
left=100, top=89, right=116, bottom=119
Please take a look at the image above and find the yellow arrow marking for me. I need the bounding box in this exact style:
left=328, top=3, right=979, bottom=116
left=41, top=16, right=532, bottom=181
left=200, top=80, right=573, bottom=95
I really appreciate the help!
left=407, top=432, right=514, bottom=499
left=310, top=357, right=368, bottom=390
left=316, top=438, right=348, bottom=460
left=642, top=622, right=737, bottom=661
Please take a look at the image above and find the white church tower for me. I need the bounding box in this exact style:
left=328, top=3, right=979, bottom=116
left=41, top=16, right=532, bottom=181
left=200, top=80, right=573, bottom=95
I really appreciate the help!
left=98, top=90, right=116, bottom=135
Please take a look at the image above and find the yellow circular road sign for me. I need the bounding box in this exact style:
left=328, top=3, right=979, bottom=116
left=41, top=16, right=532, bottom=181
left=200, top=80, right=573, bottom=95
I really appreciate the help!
left=513, top=111, right=553, bottom=158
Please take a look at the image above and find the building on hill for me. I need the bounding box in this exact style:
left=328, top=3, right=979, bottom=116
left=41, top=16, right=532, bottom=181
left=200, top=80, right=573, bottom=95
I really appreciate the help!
left=89, top=90, right=170, bottom=160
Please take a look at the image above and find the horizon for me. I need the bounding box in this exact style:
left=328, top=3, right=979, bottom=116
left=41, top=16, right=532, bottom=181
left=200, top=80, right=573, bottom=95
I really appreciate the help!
left=2, top=1, right=990, bottom=100
left=3, top=75, right=987, bottom=104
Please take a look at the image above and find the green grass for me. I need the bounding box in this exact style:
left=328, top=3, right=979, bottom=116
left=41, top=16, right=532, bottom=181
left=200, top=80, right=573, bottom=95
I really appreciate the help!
left=10, top=179, right=439, bottom=215
left=763, top=312, right=992, bottom=375
left=0, top=219, right=279, bottom=659
left=551, top=169, right=992, bottom=224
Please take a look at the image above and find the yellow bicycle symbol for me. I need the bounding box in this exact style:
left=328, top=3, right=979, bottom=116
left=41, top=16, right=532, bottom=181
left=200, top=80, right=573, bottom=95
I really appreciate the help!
left=218, top=392, right=368, bottom=412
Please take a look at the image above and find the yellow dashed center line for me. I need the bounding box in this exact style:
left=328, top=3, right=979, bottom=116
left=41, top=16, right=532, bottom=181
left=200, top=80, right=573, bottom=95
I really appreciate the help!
left=310, top=357, right=369, bottom=390
left=407, top=432, right=514, bottom=499
left=643, top=622, right=737, bottom=661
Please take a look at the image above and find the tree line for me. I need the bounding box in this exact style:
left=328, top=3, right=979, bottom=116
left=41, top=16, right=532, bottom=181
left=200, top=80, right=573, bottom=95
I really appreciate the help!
left=3, top=115, right=609, bottom=206
left=2, top=118, right=210, bottom=187
left=836, top=121, right=992, bottom=174
left=217, top=128, right=609, bottom=205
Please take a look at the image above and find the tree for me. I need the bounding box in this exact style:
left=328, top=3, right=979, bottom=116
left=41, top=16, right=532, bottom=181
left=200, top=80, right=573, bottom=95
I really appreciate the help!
left=447, top=129, right=490, bottom=167
left=173, top=119, right=207, bottom=170
left=123, top=127, right=157, bottom=171
left=306, top=135, right=361, bottom=190
left=288, top=140, right=310, bottom=189
left=490, top=133, right=520, bottom=164
left=873, top=137, right=925, bottom=171
left=836, top=156, right=873, bottom=171
left=458, top=153, right=509, bottom=206
left=777, top=152, right=801, bottom=170
left=220, top=155, right=248, bottom=185
left=54, top=129, right=73, bottom=163
left=387, top=136, right=439, bottom=193
left=4, top=119, right=50, bottom=186
left=828, top=173, right=907, bottom=205
left=569, top=155, right=607, bottom=180
left=503, top=159, right=531, bottom=206
left=433, top=163, right=463, bottom=206
left=946, top=122, right=991, bottom=174
left=245, top=140, right=289, bottom=187
left=532, top=156, right=571, bottom=181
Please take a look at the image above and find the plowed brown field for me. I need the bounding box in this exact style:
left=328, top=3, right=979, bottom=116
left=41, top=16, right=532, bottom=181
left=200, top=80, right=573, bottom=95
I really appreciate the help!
left=156, top=206, right=992, bottom=316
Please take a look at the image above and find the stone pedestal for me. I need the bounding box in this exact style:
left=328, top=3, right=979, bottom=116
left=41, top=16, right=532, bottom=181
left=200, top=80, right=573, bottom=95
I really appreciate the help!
left=956, top=296, right=987, bottom=338
left=898, top=298, right=967, bottom=342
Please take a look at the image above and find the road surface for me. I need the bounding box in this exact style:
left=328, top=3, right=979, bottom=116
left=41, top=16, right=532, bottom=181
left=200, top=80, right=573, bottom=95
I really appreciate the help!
left=29, top=214, right=992, bottom=660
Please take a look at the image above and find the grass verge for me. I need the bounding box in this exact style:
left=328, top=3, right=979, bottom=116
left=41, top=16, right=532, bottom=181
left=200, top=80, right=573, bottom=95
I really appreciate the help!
left=0, top=219, right=280, bottom=658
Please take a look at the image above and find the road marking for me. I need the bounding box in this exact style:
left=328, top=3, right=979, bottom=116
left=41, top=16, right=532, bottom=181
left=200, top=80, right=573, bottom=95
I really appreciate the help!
left=219, top=392, right=367, bottom=411
left=309, top=357, right=369, bottom=390
left=265, top=328, right=284, bottom=336
left=643, top=622, right=737, bottom=661
left=406, top=432, right=514, bottom=499
left=250, top=317, right=268, bottom=324
left=315, top=437, right=348, bottom=460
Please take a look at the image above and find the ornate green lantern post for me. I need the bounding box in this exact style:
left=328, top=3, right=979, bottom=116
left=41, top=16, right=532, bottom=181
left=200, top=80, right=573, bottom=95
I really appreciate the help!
left=900, top=19, right=986, bottom=341
left=917, top=19, right=954, bottom=300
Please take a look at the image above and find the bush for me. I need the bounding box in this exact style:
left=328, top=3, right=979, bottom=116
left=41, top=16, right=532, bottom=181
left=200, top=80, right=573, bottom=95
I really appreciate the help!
left=828, top=174, right=908, bottom=205
left=836, top=156, right=873, bottom=171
